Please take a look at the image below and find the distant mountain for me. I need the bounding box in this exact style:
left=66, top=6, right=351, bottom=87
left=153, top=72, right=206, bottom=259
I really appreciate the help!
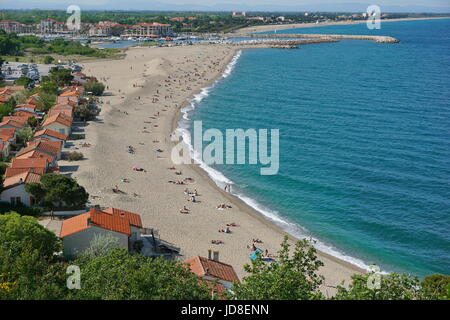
left=2, top=1, right=450, bottom=13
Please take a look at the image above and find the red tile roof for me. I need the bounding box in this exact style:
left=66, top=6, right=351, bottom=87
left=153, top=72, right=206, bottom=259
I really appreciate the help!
left=4, top=167, right=45, bottom=178
left=103, top=207, right=143, bottom=228
left=15, top=103, right=37, bottom=111
left=25, top=96, right=40, bottom=106
left=0, top=128, right=16, bottom=142
left=137, top=22, right=171, bottom=27
left=34, top=129, right=68, bottom=141
left=2, top=171, right=41, bottom=189
left=90, top=208, right=131, bottom=236
left=0, top=86, right=24, bottom=94
left=42, top=113, right=72, bottom=128
left=59, top=90, right=82, bottom=97
left=52, top=101, right=77, bottom=108
left=59, top=212, right=90, bottom=238
left=11, top=158, right=48, bottom=169
left=13, top=110, right=36, bottom=118
left=60, top=208, right=136, bottom=238
left=2, top=116, right=29, bottom=124
left=16, top=150, right=55, bottom=163
left=0, top=119, right=26, bottom=129
left=48, top=108, right=73, bottom=119
left=0, top=95, right=9, bottom=103
left=17, top=140, right=60, bottom=156
left=184, top=256, right=240, bottom=283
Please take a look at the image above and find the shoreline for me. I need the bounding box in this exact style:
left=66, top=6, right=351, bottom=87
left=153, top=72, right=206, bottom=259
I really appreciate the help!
left=72, top=43, right=363, bottom=296
left=233, top=16, right=450, bottom=34
left=171, top=50, right=371, bottom=273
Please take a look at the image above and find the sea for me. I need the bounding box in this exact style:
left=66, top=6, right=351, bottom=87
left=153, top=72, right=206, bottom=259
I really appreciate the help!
left=178, top=19, right=450, bottom=277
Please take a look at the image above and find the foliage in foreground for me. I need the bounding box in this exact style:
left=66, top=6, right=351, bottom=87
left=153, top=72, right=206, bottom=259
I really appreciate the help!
left=0, top=202, right=43, bottom=217
left=68, top=248, right=211, bottom=300
left=0, top=212, right=66, bottom=299
left=0, top=213, right=211, bottom=300
left=232, top=237, right=325, bottom=300
left=334, top=272, right=424, bottom=300
left=420, top=274, right=450, bottom=300
left=0, top=215, right=448, bottom=300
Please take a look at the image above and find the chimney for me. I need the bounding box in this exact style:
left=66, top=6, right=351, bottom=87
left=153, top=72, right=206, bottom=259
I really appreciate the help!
left=213, top=251, right=219, bottom=262
left=208, top=249, right=212, bottom=260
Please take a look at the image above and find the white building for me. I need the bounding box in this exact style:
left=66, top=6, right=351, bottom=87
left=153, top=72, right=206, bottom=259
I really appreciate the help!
left=0, top=171, right=41, bottom=206
left=60, top=207, right=144, bottom=258
left=124, top=22, right=173, bottom=38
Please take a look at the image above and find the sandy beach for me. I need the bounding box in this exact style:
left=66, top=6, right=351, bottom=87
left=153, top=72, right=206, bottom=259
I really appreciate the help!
left=233, top=16, right=450, bottom=35
left=63, top=43, right=364, bottom=297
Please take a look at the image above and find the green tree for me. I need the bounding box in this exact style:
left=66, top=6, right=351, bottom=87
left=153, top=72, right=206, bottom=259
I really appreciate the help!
left=15, top=127, right=34, bottom=145
left=420, top=274, right=450, bottom=300
left=35, top=92, right=56, bottom=111
left=68, top=248, right=211, bottom=300
left=334, top=272, right=423, bottom=300
left=27, top=116, right=38, bottom=128
left=0, top=103, right=13, bottom=120
left=34, top=81, right=59, bottom=95
left=0, top=32, right=22, bottom=55
left=47, top=67, right=73, bottom=86
left=74, top=104, right=95, bottom=121
left=15, top=77, right=32, bottom=87
left=232, top=236, right=325, bottom=300
left=1, top=95, right=17, bottom=110
left=43, top=55, right=55, bottom=64
left=11, top=89, right=30, bottom=105
left=0, top=212, right=66, bottom=299
left=84, top=79, right=105, bottom=96
left=25, top=173, right=89, bottom=208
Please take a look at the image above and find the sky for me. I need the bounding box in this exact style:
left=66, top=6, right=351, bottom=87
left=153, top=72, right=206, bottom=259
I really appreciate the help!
left=1, top=0, right=450, bottom=13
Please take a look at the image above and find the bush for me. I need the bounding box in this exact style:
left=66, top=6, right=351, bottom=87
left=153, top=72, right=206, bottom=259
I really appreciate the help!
left=84, top=80, right=105, bottom=96
left=15, top=127, right=33, bottom=145
left=43, top=56, right=54, bottom=64
left=25, top=173, right=89, bottom=209
left=15, top=76, right=32, bottom=87
left=0, top=103, right=13, bottom=120
left=66, top=151, right=84, bottom=161
left=0, top=162, right=8, bottom=175
left=420, top=274, right=450, bottom=300
left=0, top=202, right=43, bottom=217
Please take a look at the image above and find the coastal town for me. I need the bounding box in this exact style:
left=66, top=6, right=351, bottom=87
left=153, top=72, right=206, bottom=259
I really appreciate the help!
left=0, top=11, right=415, bottom=40
left=0, top=60, right=243, bottom=297
left=0, top=7, right=448, bottom=303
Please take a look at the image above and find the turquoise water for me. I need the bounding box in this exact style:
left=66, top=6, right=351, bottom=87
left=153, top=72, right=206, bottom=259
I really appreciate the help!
left=186, top=19, right=450, bottom=277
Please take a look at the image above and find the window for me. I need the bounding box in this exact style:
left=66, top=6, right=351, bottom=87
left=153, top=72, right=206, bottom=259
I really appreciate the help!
left=10, top=197, right=21, bottom=205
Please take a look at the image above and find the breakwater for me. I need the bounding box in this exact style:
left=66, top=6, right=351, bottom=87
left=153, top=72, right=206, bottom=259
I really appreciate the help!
left=224, top=38, right=339, bottom=49
left=242, top=33, right=400, bottom=43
